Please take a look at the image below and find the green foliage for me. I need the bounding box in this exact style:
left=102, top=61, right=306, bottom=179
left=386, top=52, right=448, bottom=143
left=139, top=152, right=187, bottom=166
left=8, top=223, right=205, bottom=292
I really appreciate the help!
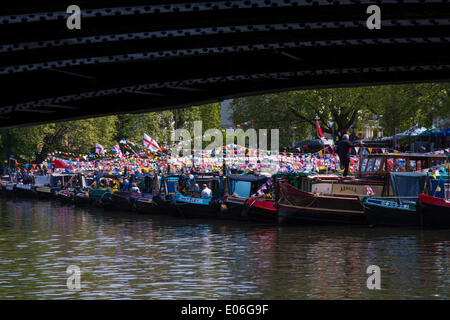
left=0, top=103, right=223, bottom=164
left=363, top=83, right=450, bottom=136
left=1, top=83, right=448, bottom=165
left=230, top=83, right=450, bottom=145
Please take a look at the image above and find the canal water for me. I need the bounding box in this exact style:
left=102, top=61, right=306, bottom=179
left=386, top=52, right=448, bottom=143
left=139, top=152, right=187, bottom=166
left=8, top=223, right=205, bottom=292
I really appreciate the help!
left=0, top=198, right=449, bottom=299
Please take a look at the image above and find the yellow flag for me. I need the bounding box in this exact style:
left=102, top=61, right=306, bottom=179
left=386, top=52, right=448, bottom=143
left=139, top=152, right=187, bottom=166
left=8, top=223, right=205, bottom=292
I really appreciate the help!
left=431, top=171, right=437, bottom=180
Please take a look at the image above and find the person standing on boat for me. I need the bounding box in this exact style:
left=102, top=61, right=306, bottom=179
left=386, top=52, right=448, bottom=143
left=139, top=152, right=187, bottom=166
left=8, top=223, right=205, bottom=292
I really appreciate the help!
left=336, top=134, right=359, bottom=177
left=201, top=184, right=212, bottom=198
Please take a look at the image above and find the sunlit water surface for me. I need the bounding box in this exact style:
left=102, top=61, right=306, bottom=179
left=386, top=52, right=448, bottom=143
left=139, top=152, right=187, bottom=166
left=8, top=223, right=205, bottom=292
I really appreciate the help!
left=0, top=198, right=449, bottom=299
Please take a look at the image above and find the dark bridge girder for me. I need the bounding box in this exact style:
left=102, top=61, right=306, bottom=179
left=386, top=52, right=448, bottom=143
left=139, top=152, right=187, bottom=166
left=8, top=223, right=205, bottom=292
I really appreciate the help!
left=0, top=0, right=449, bottom=129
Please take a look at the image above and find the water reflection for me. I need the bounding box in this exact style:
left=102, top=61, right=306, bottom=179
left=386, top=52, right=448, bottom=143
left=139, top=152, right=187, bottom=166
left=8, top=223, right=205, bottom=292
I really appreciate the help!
left=0, top=199, right=449, bottom=299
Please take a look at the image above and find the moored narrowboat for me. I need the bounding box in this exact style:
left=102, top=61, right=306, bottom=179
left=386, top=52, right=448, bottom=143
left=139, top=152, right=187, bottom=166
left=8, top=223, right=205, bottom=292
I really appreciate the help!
left=417, top=175, right=450, bottom=228
left=220, top=174, right=269, bottom=220
left=362, top=172, right=427, bottom=227
left=172, top=174, right=223, bottom=218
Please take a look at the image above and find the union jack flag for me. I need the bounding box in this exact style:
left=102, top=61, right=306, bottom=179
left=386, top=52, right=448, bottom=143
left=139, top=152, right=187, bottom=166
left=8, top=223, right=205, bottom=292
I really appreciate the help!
left=111, top=144, right=123, bottom=158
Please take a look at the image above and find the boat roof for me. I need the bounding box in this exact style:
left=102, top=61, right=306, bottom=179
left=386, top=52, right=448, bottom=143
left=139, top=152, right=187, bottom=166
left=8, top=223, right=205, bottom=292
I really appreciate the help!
left=366, top=153, right=447, bottom=159
left=390, top=172, right=428, bottom=199
left=227, top=174, right=268, bottom=182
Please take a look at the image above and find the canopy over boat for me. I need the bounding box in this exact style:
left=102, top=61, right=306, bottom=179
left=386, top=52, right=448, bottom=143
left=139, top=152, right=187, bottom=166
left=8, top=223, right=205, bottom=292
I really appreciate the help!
left=227, top=175, right=268, bottom=182
left=390, top=172, right=427, bottom=203
left=34, top=175, right=50, bottom=186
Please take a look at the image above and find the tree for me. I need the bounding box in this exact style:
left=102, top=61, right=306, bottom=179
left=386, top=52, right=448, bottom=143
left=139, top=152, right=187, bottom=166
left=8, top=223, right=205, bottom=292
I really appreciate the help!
left=363, top=83, right=450, bottom=136
left=230, top=83, right=450, bottom=144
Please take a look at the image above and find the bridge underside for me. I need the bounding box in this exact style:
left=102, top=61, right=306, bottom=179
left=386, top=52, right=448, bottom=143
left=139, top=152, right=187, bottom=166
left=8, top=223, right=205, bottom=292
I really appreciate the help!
left=0, top=0, right=449, bottom=129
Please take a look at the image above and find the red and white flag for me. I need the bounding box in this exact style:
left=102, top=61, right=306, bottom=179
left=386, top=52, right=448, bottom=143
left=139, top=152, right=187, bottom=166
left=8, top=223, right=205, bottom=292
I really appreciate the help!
left=316, top=120, right=324, bottom=138
left=143, top=133, right=161, bottom=152
left=366, top=186, right=375, bottom=196
left=95, top=143, right=105, bottom=154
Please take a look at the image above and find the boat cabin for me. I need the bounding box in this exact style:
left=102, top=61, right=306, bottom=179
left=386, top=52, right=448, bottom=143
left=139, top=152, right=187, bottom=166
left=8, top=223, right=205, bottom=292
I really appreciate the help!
left=224, top=174, right=269, bottom=199
left=359, top=153, right=448, bottom=177
left=177, top=174, right=223, bottom=199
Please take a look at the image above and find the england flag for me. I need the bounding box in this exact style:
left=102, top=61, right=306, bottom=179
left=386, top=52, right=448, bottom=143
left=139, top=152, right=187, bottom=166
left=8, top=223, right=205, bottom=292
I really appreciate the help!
left=143, top=133, right=161, bottom=152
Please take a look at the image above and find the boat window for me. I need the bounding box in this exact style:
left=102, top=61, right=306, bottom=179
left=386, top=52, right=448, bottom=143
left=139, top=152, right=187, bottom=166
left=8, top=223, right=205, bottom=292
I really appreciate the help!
left=374, top=158, right=382, bottom=172
left=361, top=158, right=368, bottom=172
left=231, top=180, right=251, bottom=197
left=409, top=160, right=417, bottom=171
left=367, top=158, right=376, bottom=172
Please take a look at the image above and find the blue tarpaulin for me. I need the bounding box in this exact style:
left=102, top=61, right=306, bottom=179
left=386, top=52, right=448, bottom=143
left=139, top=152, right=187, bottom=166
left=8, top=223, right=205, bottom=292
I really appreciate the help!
left=430, top=128, right=450, bottom=137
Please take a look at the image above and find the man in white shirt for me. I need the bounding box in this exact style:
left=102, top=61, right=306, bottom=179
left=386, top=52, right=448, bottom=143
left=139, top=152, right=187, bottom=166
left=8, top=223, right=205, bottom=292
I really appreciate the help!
left=201, top=184, right=212, bottom=198
left=130, top=182, right=140, bottom=193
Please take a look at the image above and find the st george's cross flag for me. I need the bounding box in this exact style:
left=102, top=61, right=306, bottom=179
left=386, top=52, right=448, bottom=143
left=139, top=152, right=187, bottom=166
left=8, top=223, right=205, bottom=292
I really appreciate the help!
left=95, top=143, right=105, bottom=154
left=143, top=133, right=161, bottom=152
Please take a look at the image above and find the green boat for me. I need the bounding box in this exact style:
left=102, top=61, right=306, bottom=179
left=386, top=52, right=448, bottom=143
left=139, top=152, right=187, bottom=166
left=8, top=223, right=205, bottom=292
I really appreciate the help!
left=362, top=172, right=427, bottom=227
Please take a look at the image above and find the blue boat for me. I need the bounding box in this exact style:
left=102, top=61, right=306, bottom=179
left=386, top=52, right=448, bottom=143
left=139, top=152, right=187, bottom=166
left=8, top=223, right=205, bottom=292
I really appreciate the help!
left=172, top=174, right=224, bottom=218
left=133, top=174, right=180, bottom=215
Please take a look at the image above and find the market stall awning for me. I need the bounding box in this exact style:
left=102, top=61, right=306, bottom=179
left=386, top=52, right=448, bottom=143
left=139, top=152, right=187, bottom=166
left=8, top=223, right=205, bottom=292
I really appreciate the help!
left=430, top=128, right=450, bottom=137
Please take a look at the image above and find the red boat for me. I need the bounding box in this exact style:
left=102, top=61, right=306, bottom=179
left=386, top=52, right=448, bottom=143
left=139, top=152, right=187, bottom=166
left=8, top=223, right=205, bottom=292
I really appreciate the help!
left=220, top=174, right=275, bottom=222
left=417, top=193, right=450, bottom=228
left=276, top=153, right=448, bottom=226
left=277, top=181, right=366, bottom=225
left=242, top=197, right=277, bottom=223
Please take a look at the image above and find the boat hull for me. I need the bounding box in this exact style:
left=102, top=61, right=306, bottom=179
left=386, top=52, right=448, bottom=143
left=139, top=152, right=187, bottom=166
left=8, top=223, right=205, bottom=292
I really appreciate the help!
left=74, top=192, right=92, bottom=206
left=219, top=196, right=247, bottom=220
left=243, top=198, right=277, bottom=223
left=278, top=182, right=366, bottom=225
left=56, top=190, right=74, bottom=204
left=363, top=198, right=419, bottom=227
left=417, top=194, right=450, bottom=229
left=14, top=185, right=36, bottom=198
left=34, top=187, right=59, bottom=199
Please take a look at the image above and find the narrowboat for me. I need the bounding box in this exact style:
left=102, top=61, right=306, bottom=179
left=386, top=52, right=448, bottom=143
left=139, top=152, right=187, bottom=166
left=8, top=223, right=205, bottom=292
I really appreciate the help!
left=220, top=173, right=278, bottom=222
left=133, top=174, right=180, bottom=215
left=172, top=174, right=223, bottom=218
left=104, top=174, right=148, bottom=211
left=34, top=174, right=71, bottom=199
left=14, top=183, right=36, bottom=198
left=362, top=172, right=428, bottom=227
left=0, top=175, right=11, bottom=194
left=417, top=175, right=450, bottom=228
left=277, top=153, right=447, bottom=225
